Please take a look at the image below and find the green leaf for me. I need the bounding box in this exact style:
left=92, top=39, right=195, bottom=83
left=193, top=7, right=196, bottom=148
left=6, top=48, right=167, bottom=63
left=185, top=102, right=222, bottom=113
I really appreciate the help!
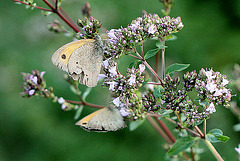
left=70, top=86, right=81, bottom=95
left=157, top=109, right=173, bottom=119
left=156, top=41, right=168, bottom=49
left=165, top=63, right=190, bottom=77
left=167, top=136, right=197, bottom=156
left=74, top=105, right=84, bottom=120
left=206, top=129, right=230, bottom=143
left=129, top=119, right=145, bottom=131
left=166, top=35, right=177, bottom=41
left=153, top=86, right=163, bottom=98
left=129, top=60, right=142, bottom=69
left=82, top=87, right=92, bottom=100
left=233, top=123, right=240, bottom=132
left=144, top=48, right=160, bottom=60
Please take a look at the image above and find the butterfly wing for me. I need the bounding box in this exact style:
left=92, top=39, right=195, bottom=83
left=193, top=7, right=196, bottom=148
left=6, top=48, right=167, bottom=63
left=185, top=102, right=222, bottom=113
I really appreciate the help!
left=51, top=39, right=95, bottom=74
left=76, top=107, right=126, bottom=132
left=67, top=38, right=104, bottom=87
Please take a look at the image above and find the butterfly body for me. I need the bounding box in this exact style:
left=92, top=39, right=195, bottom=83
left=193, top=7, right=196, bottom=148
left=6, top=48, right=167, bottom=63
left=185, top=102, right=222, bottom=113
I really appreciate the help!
left=75, top=106, right=126, bottom=132
left=52, top=36, right=104, bottom=87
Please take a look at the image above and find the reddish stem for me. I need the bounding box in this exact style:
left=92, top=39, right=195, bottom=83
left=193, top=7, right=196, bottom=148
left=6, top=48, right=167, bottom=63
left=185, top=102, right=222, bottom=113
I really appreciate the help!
left=14, top=0, right=52, bottom=11
left=147, top=116, right=174, bottom=144
left=154, top=117, right=176, bottom=143
left=42, top=0, right=80, bottom=33
left=66, top=100, right=105, bottom=109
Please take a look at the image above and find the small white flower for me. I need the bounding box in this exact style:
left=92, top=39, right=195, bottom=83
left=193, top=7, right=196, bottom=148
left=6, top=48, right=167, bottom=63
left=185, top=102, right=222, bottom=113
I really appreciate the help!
left=102, top=59, right=109, bottom=68
left=147, top=84, right=154, bottom=91
left=28, top=89, right=35, bottom=95
left=206, top=102, right=216, bottom=114
left=61, top=104, right=67, bottom=110
left=40, top=71, right=46, bottom=77
left=139, top=64, right=145, bottom=74
left=205, top=70, right=216, bottom=80
left=108, top=29, right=118, bottom=39
left=213, top=89, right=223, bottom=97
left=148, top=24, right=157, bottom=34
left=97, top=74, right=107, bottom=82
left=113, top=97, right=121, bottom=107
left=109, top=66, right=117, bottom=76
left=120, top=107, right=131, bottom=117
left=128, top=74, right=136, bottom=85
left=30, top=76, right=38, bottom=84
left=222, top=78, right=229, bottom=86
left=106, top=81, right=118, bottom=91
left=235, top=144, right=240, bottom=155
left=206, top=81, right=217, bottom=93
left=58, top=97, right=65, bottom=104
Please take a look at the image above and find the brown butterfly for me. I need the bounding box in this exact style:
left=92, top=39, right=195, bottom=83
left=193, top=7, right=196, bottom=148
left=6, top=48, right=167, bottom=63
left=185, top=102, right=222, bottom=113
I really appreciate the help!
left=51, top=36, right=104, bottom=87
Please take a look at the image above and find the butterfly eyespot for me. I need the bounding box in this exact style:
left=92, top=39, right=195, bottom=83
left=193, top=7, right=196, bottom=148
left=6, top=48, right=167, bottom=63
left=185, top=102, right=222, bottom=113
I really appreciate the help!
left=82, top=122, right=87, bottom=125
left=76, top=62, right=78, bottom=64
left=61, top=54, right=66, bottom=59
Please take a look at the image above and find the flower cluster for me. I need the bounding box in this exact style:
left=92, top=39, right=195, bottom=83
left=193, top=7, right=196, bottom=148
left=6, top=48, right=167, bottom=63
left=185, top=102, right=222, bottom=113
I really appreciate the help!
left=21, top=69, right=53, bottom=98
left=102, top=58, right=146, bottom=118
left=195, top=68, right=231, bottom=110
left=154, top=69, right=232, bottom=126
left=105, top=13, right=184, bottom=58
left=48, top=20, right=67, bottom=33
left=76, top=16, right=102, bottom=39
left=142, top=92, right=161, bottom=112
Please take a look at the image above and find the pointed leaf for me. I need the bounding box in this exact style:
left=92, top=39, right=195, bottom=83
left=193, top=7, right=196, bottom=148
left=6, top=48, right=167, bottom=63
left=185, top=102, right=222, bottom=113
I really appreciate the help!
left=165, top=63, right=190, bottom=77
left=129, top=119, right=145, bottom=131
left=74, top=105, right=84, bottom=120
left=167, top=136, right=197, bottom=156
left=144, top=49, right=160, bottom=60
left=206, top=129, right=230, bottom=143
left=153, top=86, right=163, bottom=98
left=82, top=87, right=92, bottom=100
left=156, top=41, right=168, bottom=49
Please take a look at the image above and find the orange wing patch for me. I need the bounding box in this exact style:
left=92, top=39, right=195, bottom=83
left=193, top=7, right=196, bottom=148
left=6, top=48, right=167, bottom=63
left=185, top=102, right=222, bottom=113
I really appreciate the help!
left=59, top=39, right=95, bottom=64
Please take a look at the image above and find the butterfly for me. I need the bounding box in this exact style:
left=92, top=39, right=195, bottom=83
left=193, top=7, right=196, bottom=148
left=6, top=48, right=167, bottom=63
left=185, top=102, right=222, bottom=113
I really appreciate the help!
left=51, top=36, right=104, bottom=87
left=75, top=106, right=126, bottom=132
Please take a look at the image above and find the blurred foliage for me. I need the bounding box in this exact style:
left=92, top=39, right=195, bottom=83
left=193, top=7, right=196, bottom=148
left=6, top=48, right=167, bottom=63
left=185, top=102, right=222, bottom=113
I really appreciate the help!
left=0, top=0, right=240, bottom=160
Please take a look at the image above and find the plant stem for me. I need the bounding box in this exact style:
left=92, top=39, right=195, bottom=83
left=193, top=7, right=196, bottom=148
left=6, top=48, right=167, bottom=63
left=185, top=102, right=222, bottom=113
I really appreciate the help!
left=43, top=0, right=80, bottom=33
left=160, top=38, right=166, bottom=79
left=154, top=117, right=176, bottom=143
left=66, top=100, right=105, bottom=109
left=194, top=126, right=204, bottom=138
left=153, top=50, right=160, bottom=82
left=165, top=117, right=201, bottom=137
left=14, top=0, right=52, bottom=11
left=147, top=115, right=174, bottom=144
left=204, top=139, right=224, bottom=161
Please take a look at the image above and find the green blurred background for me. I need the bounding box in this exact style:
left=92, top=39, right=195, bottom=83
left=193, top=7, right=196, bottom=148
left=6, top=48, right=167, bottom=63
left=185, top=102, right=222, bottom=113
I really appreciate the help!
left=1, top=0, right=240, bottom=160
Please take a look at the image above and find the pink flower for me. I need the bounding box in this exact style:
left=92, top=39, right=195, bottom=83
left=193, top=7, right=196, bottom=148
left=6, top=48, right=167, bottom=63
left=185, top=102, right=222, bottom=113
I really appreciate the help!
left=102, top=59, right=109, bottom=68
left=235, top=144, right=240, bottom=155
left=58, top=97, right=65, bottom=104
left=61, top=104, right=67, bottom=110
left=40, top=71, right=46, bottom=77
left=128, top=74, right=136, bottom=85
left=97, top=74, right=107, bottom=82
left=113, top=97, right=121, bottom=106
left=205, top=70, right=216, bottom=80
left=148, top=24, right=157, bottom=34
left=120, top=107, right=131, bottom=117
left=206, top=81, right=217, bottom=93
left=107, top=29, right=118, bottom=39
left=106, top=81, right=118, bottom=91
left=109, top=66, right=117, bottom=76
left=222, top=78, right=229, bottom=86
left=28, top=89, right=35, bottom=95
left=139, top=64, right=145, bottom=74
left=206, top=102, right=216, bottom=114
left=30, top=75, right=38, bottom=84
